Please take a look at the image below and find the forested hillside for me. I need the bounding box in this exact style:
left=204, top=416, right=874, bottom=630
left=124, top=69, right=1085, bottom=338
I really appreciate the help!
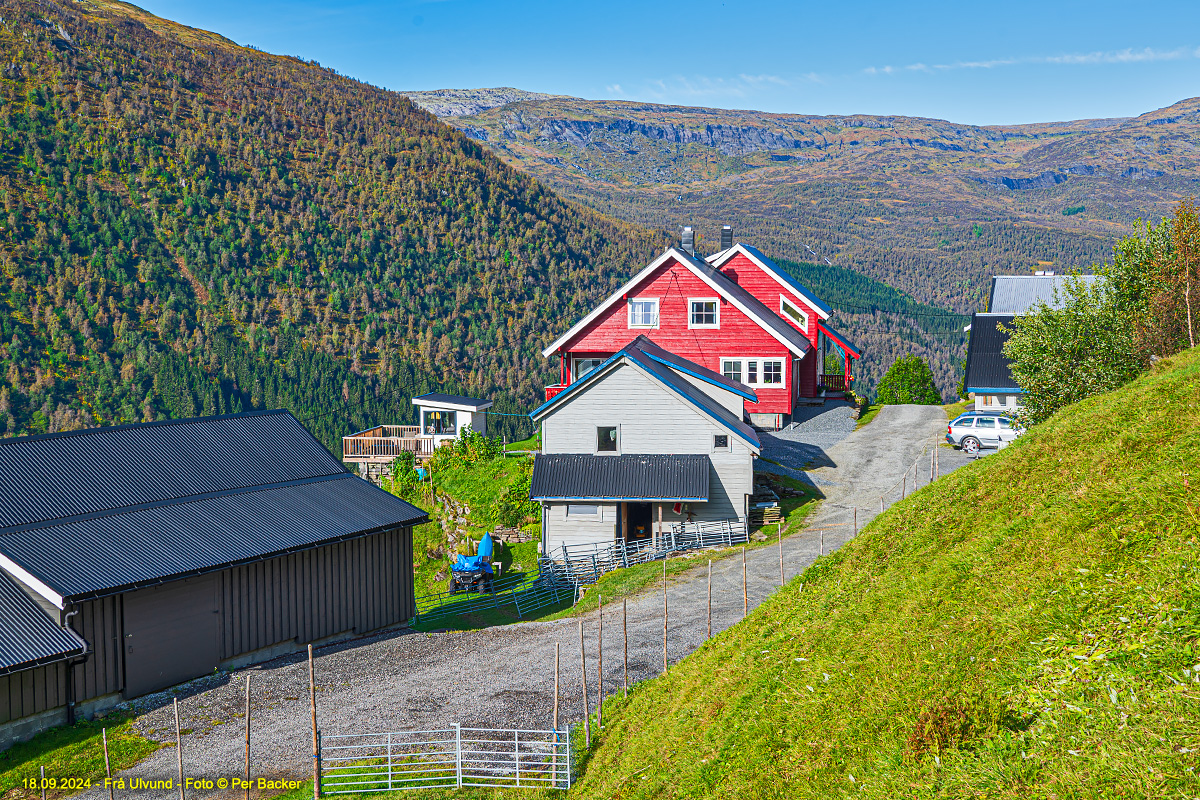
left=0, top=0, right=667, bottom=449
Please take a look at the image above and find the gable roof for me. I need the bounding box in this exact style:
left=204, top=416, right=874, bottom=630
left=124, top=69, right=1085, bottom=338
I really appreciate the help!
left=0, top=411, right=428, bottom=605
left=541, top=247, right=813, bottom=358
left=818, top=322, right=862, bottom=359
left=963, top=314, right=1021, bottom=393
left=530, top=339, right=761, bottom=452
left=530, top=454, right=710, bottom=502
left=989, top=274, right=1102, bottom=314
left=628, top=335, right=756, bottom=401
left=707, top=243, right=833, bottom=319
left=0, top=570, right=85, bottom=676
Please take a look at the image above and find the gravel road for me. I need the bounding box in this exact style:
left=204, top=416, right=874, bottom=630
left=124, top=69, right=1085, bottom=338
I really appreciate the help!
left=77, top=405, right=969, bottom=798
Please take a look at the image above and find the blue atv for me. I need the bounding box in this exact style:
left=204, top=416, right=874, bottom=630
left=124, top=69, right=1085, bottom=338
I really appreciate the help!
left=449, top=532, right=495, bottom=594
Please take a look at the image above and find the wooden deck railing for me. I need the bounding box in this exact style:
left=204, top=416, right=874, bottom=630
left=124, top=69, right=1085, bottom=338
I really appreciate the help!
left=342, top=426, right=435, bottom=462
left=819, top=374, right=848, bottom=392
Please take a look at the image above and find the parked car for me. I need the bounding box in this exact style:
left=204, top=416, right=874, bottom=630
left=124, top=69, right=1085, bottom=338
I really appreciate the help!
left=946, top=414, right=1023, bottom=455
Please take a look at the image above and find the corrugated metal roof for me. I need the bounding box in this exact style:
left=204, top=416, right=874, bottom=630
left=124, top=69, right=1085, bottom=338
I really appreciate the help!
left=989, top=275, right=1102, bottom=314
left=0, top=570, right=84, bottom=676
left=530, top=454, right=710, bottom=501
left=530, top=339, right=761, bottom=451
left=0, top=411, right=343, bottom=530
left=411, top=393, right=493, bottom=410
left=964, top=314, right=1021, bottom=392
left=0, top=475, right=427, bottom=602
left=0, top=411, right=428, bottom=602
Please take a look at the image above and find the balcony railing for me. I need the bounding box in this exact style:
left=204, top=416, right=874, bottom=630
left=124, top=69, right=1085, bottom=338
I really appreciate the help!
left=544, top=384, right=568, bottom=402
left=342, top=425, right=437, bottom=462
left=819, top=374, right=849, bottom=392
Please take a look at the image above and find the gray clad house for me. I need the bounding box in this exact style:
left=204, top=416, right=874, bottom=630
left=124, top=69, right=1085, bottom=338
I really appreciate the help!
left=529, top=336, right=759, bottom=551
left=0, top=411, right=426, bottom=749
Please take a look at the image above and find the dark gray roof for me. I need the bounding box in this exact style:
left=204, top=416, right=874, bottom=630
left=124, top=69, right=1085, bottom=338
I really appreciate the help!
left=0, top=570, right=84, bottom=676
left=626, top=335, right=756, bottom=400
left=530, top=454, right=710, bottom=501
left=989, top=275, right=1101, bottom=314
left=964, top=314, right=1021, bottom=392
left=0, top=411, right=428, bottom=602
left=675, top=249, right=813, bottom=357
left=530, top=339, right=761, bottom=451
left=411, top=393, right=493, bottom=410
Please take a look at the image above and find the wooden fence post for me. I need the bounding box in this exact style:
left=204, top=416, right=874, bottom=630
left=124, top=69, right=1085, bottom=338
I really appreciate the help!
left=707, top=559, right=712, bottom=640
left=553, top=643, right=560, bottom=730
left=309, top=644, right=319, bottom=800
left=742, top=547, right=748, bottom=618
left=662, top=559, right=668, bottom=675
left=40, top=766, right=46, bottom=800
left=102, top=728, right=114, bottom=800
left=174, top=698, right=185, bottom=800
left=244, top=674, right=252, bottom=800
left=597, top=594, right=603, bottom=729
left=579, top=620, right=591, bottom=748
left=622, top=600, right=629, bottom=698
left=778, top=527, right=784, bottom=586
left=853, top=507, right=857, bottom=537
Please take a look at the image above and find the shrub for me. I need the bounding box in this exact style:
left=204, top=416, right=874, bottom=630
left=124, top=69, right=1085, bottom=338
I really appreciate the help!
left=875, top=354, right=942, bottom=405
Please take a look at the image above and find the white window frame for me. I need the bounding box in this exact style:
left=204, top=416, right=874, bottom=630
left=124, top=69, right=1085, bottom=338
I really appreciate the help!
left=595, top=424, right=620, bottom=455
left=566, top=503, right=600, bottom=518
left=721, top=359, right=742, bottom=384
left=687, top=297, right=720, bottom=329
left=572, top=357, right=605, bottom=381
left=627, top=297, right=659, bottom=329
left=712, top=433, right=731, bottom=453
left=720, top=356, right=787, bottom=386
left=779, top=295, right=809, bottom=332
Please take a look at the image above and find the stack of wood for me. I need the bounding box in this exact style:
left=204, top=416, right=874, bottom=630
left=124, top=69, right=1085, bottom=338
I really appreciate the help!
left=750, top=506, right=783, bottom=525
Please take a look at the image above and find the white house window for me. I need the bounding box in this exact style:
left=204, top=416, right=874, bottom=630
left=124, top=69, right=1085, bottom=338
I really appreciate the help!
left=574, top=358, right=605, bottom=380
left=596, top=425, right=619, bottom=453
left=762, top=361, right=783, bottom=384
left=567, top=504, right=600, bottom=517
left=747, top=361, right=758, bottom=384
left=628, top=298, right=658, bottom=328
left=722, top=360, right=742, bottom=383
left=423, top=409, right=457, bottom=435
left=780, top=296, right=809, bottom=332
left=713, top=434, right=730, bottom=452
left=688, top=298, right=719, bottom=328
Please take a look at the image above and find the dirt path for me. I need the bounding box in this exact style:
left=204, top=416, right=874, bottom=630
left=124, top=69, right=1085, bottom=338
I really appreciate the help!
left=77, top=405, right=966, bottom=798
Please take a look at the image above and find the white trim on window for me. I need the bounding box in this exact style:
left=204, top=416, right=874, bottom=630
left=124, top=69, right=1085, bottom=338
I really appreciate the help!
left=627, top=297, right=659, bottom=329
left=572, top=357, right=606, bottom=381
left=687, top=297, right=720, bottom=329
left=712, top=433, right=731, bottom=453
left=566, top=503, right=601, bottom=518
left=720, top=357, right=787, bottom=386
left=779, top=295, right=810, bottom=332
left=595, top=424, right=620, bottom=455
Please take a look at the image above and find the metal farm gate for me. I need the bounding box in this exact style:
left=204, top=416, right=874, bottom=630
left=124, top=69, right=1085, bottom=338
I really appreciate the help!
left=319, top=725, right=572, bottom=793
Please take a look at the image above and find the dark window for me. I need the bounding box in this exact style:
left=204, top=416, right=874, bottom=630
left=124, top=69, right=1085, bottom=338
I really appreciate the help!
left=976, top=418, right=997, bottom=429
left=762, top=361, right=783, bottom=384
left=953, top=417, right=974, bottom=428
left=747, top=361, right=758, bottom=384
left=423, top=409, right=457, bottom=435
left=722, top=360, right=741, bottom=383
left=690, top=300, right=717, bottom=326
left=713, top=434, right=729, bottom=451
left=597, top=426, right=618, bottom=453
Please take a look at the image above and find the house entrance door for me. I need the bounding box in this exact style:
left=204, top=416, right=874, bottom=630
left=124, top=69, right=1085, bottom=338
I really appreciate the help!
left=626, top=502, right=653, bottom=542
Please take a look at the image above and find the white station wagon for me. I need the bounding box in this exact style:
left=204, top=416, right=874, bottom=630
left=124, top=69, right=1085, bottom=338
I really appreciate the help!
left=946, top=413, right=1023, bottom=455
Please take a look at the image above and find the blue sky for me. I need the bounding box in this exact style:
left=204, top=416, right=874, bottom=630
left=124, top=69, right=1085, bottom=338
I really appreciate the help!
left=138, top=0, right=1200, bottom=125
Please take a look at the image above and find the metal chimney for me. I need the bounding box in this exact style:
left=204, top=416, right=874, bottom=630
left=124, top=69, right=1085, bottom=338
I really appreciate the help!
left=720, top=225, right=733, bottom=252
left=681, top=226, right=695, bottom=256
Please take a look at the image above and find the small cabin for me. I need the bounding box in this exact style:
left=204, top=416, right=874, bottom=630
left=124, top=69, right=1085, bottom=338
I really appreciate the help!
left=412, top=393, right=493, bottom=445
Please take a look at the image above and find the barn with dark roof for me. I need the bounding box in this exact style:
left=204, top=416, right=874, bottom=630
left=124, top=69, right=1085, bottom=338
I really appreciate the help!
left=0, top=410, right=426, bottom=748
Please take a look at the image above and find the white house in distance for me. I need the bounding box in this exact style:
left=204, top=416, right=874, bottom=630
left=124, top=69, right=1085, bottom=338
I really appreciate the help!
left=964, top=273, right=1101, bottom=413
left=528, top=335, right=759, bottom=553
left=412, top=392, right=493, bottom=445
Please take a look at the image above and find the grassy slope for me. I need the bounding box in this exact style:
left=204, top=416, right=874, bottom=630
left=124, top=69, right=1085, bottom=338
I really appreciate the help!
left=293, top=347, right=1199, bottom=799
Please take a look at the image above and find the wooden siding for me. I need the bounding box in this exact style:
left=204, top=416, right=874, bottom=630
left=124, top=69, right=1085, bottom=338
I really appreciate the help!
left=218, top=526, right=414, bottom=659
left=560, top=255, right=797, bottom=415
left=541, top=362, right=753, bottom=548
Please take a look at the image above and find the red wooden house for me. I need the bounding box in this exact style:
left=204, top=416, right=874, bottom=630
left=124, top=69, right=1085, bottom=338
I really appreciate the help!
left=542, top=232, right=861, bottom=429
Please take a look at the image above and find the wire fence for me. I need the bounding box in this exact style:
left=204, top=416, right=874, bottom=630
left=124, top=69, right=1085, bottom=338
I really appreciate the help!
left=319, top=725, right=572, bottom=794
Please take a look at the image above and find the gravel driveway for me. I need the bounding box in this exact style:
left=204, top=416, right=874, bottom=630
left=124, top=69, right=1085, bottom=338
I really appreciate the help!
left=76, top=405, right=969, bottom=798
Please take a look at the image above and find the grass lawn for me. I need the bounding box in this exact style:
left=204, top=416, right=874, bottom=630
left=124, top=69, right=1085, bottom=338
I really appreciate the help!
left=942, top=397, right=973, bottom=418
left=0, top=713, right=161, bottom=800
left=503, top=433, right=540, bottom=452
left=854, top=402, right=882, bottom=429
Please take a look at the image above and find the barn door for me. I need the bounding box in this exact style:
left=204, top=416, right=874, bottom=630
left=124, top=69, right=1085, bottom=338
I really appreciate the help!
left=123, top=575, right=220, bottom=697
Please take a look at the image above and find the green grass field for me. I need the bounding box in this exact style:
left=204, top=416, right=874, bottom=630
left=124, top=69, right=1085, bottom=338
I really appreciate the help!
left=281, top=348, right=1200, bottom=798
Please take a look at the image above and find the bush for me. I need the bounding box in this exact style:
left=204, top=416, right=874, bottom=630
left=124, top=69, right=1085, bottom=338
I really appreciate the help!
left=875, top=354, right=942, bottom=405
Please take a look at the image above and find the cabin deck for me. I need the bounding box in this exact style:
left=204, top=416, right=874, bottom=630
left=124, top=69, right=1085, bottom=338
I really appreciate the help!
left=342, top=425, right=437, bottom=463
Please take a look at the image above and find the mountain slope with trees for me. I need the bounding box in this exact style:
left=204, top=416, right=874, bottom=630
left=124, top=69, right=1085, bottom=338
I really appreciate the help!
left=0, top=0, right=668, bottom=449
